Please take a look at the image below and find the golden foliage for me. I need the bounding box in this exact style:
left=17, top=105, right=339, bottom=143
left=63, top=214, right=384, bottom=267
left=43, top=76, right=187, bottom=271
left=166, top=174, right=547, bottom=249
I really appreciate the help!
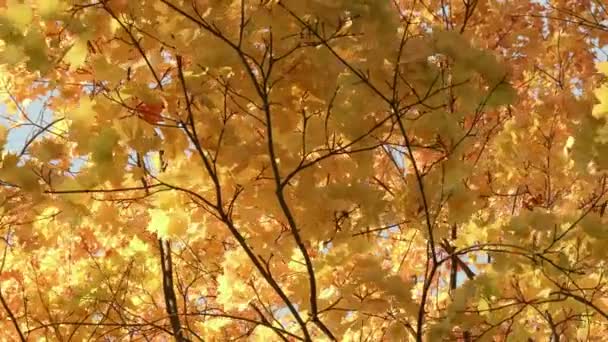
left=0, top=0, right=606, bottom=341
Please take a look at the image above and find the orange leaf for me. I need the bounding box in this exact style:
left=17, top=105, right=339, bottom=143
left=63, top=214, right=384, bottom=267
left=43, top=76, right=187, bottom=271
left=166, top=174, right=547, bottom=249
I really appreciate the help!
left=135, top=101, right=164, bottom=124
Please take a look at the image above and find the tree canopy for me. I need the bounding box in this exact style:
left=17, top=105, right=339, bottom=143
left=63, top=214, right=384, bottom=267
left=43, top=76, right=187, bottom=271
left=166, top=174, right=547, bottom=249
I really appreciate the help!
left=1, top=0, right=608, bottom=340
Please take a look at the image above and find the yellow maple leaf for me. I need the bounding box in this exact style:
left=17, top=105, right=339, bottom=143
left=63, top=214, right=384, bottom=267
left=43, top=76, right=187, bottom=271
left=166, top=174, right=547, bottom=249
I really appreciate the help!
left=581, top=213, right=608, bottom=239
left=69, top=97, right=95, bottom=124
left=148, top=208, right=189, bottom=238
left=0, top=44, right=26, bottom=65
left=592, top=85, right=608, bottom=119
left=0, top=125, right=7, bottom=149
left=123, top=236, right=148, bottom=257
left=36, top=0, right=62, bottom=18
left=598, top=61, right=608, bottom=75
left=4, top=0, right=32, bottom=30
left=167, top=210, right=188, bottom=237
left=64, top=38, right=88, bottom=70
left=148, top=208, right=170, bottom=237
left=91, top=55, right=123, bottom=85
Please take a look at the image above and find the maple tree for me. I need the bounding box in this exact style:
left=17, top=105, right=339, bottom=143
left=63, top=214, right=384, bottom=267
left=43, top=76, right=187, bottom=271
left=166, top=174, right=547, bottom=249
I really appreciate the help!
left=1, top=0, right=608, bottom=341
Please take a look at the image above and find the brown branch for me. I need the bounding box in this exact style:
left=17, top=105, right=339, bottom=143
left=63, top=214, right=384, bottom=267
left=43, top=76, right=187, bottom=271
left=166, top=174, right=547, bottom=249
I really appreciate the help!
left=159, top=239, right=190, bottom=342
left=250, top=47, right=336, bottom=341
left=0, top=241, right=26, bottom=341
left=45, top=183, right=165, bottom=194
left=278, top=6, right=445, bottom=341
left=102, top=3, right=164, bottom=90
left=0, top=287, right=25, bottom=342
left=170, top=52, right=311, bottom=340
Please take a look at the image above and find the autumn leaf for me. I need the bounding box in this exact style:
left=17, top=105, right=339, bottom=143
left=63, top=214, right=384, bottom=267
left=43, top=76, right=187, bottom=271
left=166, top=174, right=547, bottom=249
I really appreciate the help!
left=0, top=1, right=605, bottom=341
left=64, top=38, right=88, bottom=70
left=135, top=101, right=164, bottom=124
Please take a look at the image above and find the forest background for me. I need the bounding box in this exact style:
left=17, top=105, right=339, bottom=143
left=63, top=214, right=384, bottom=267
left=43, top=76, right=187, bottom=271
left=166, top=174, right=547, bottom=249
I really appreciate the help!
left=1, top=0, right=608, bottom=341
